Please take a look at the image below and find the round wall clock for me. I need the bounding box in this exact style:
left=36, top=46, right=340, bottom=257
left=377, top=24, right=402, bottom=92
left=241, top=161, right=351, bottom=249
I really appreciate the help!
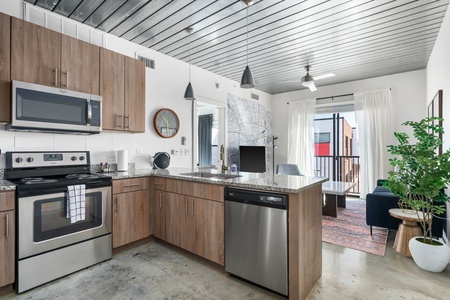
left=153, top=108, right=180, bottom=138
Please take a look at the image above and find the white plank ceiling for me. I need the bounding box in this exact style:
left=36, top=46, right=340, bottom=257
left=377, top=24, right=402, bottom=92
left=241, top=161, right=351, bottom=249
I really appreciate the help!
left=24, top=0, right=450, bottom=95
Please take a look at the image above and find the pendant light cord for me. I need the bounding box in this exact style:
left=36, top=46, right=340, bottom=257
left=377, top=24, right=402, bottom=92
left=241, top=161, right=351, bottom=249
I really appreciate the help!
left=246, top=4, right=249, bottom=66
left=189, top=31, right=192, bottom=82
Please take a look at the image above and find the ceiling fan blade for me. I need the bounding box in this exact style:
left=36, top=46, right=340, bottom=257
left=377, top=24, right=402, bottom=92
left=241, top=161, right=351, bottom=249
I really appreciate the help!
left=313, top=73, right=335, bottom=80
left=308, top=82, right=317, bottom=92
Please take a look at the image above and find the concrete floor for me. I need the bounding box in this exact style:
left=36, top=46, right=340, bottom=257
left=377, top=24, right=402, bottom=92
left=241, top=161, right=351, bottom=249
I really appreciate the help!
left=2, top=233, right=450, bottom=300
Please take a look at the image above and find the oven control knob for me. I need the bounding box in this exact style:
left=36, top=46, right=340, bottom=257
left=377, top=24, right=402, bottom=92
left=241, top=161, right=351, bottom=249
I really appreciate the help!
left=27, top=157, right=34, bottom=163
left=79, top=156, right=85, bottom=161
left=71, top=156, right=77, bottom=161
left=15, top=157, right=23, bottom=163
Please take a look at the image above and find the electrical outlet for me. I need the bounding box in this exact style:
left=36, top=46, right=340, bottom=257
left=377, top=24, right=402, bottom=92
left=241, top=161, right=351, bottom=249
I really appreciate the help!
left=171, top=149, right=179, bottom=155
left=185, top=149, right=190, bottom=156
left=180, top=148, right=184, bottom=156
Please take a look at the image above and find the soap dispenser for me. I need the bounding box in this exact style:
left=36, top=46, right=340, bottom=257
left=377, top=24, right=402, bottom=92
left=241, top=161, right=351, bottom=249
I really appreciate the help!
left=230, top=162, right=238, bottom=174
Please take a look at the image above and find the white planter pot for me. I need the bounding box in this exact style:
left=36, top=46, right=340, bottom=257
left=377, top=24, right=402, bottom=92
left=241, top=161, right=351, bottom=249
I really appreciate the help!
left=409, top=236, right=450, bottom=272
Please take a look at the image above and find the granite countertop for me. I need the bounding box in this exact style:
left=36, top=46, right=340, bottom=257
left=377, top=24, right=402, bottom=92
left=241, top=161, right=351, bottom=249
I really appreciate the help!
left=105, top=167, right=328, bottom=193
left=0, top=179, right=16, bottom=191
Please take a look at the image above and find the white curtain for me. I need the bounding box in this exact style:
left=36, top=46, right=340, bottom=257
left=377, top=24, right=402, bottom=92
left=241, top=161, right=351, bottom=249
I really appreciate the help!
left=354, top=89, right=392, bottom=197
left=287, top=99, right=316, bottom=176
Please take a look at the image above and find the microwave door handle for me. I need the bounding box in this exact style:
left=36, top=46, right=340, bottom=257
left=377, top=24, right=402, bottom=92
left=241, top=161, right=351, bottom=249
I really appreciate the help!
left=87, top=100, right=92, bottom=125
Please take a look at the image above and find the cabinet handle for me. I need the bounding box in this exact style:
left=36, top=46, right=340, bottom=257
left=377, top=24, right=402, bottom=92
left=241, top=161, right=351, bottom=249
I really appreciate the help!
left=154, top=182, right=163, bottom=186
left=61, top=70, right=69, bottom=88
left=124, top=184, right=141, bottom=188
left=115, top=197, right=119, bottom=213
left=185, top=197, right=188, bottom=216
left=116, top=115, right=123, bottom=128
left=159, top=193, right=163, bottom=208
left=191, top=200, right=194, bottom=217
left=54, top=68, right=58, bottom=86
left=5, top=214, right=9, bottom=238
left=125, top=116, right=130, bottom=129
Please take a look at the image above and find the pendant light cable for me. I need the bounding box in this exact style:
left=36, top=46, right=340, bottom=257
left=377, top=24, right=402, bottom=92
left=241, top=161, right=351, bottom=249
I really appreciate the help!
left=246, top=4, right=249, bottom=67
left=240, top=0, right=255, bottom=89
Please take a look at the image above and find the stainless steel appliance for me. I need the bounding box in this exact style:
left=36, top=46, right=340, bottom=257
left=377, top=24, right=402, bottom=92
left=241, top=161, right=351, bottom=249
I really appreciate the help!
left=224, top=188, right=288, bottom=296
left=7, top=80, right=102, bottom=134
left=4, top=151, right=112, bottom=293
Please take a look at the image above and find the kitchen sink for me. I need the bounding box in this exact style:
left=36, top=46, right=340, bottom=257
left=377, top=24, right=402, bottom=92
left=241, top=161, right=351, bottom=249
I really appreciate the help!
left=180, top=172, right=242, bottom=179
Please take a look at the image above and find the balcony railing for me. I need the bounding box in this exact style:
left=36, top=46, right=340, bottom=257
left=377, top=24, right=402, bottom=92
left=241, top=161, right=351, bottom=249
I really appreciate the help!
left=314, top=155, right=360, bottom=195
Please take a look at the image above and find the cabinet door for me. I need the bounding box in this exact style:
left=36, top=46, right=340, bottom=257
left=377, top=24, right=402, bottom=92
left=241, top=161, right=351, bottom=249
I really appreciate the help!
left=0, top=13, right=11, bottom=123
left=100, top=48, right=125, bottom=130
left=113, top=190, right=149, bottom=248
left=124, top=56, right=145, bottom=132
left=179, top=196, right=195, bottom=253
left=61, top=35, right=100, bottom=94
left=153, top=189, right=166, bottom=240
left=11, top=17, right=61, bottom=87
left=0, top=211, right=15, bottom=286
left=164, top=192, right=180, bottom=247
left=198, top=199, right=224, bottom=266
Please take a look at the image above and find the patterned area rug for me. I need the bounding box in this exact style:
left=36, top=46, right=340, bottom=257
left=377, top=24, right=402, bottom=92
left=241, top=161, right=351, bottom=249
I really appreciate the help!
left=322, top=198, right=389, bottom=256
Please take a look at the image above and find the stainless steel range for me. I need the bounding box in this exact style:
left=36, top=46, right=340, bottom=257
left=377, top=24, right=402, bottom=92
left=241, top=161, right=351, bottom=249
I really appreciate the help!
left=4, top=151, right=112, bottom=293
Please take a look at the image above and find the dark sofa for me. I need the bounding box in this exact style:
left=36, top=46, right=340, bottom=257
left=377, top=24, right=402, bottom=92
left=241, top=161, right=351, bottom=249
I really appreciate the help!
left=366, top=180, right=445, bottom=238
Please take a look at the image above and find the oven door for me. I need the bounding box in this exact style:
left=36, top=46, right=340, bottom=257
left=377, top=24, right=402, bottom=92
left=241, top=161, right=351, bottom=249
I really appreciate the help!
left=18, top=186, right=111, bottom=259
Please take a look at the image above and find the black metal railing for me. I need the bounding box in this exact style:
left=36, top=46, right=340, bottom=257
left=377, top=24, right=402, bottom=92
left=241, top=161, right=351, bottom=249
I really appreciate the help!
left=314, top=155, right=360, bottom=195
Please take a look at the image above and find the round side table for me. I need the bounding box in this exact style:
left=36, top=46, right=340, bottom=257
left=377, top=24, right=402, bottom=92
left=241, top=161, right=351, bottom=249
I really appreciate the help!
left=388, top=208, right=430, bottom=257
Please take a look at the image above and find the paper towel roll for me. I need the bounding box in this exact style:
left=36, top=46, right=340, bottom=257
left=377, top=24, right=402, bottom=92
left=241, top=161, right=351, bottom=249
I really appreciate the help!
left=117, top=149, right=128, bottom=172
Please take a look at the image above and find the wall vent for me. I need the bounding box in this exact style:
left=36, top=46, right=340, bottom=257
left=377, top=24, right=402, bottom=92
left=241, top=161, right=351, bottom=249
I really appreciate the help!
left=137, top=55, right=155, bottom=69
left=250, top=93, right=260, bottom=101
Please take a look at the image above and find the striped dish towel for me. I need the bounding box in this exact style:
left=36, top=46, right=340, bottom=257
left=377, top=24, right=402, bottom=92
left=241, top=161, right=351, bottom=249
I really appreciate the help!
left=66, top=184, right=86, bottom=223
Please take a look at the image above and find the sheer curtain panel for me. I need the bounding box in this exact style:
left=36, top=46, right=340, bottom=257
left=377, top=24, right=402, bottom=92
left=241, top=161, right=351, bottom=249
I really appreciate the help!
left=287, top=99, right=316, bottom=176
left=354, top=89, right=392, bottom=197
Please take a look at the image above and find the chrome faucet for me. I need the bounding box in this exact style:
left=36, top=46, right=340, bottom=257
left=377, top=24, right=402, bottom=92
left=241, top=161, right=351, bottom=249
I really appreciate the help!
left=220, top=145, right=228, bottom=173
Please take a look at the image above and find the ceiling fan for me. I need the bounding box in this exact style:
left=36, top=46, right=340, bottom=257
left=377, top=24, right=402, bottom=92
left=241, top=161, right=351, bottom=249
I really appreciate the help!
left=255, top=65, right=335, bottom=92
left=300, top=65, right=335, bottom=92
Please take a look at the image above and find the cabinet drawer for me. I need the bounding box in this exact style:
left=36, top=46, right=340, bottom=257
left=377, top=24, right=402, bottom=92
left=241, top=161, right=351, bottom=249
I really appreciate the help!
left=152, top=177, right=166, bottom=190
left=165, top=178, right=183, bottom=194
left=113, top=177, right=149, bottom=194
left=0, top=191, right=14, bottom=211
left=183, top=181, right=224, bottom=202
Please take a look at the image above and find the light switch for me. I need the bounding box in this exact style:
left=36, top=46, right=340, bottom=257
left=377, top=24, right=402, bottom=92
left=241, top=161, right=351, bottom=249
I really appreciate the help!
left=171, top=149, right=179, bottom=155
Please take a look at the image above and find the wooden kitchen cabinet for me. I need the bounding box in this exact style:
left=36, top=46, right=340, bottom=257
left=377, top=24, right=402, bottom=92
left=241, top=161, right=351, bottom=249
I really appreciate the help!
left=0, top=191, right=15, bottom=287
left=0, top=13, right=11, bottom=124
left=154, top=178, right=224, bottom=265
left=11, top=17, right=100, bottom=94
left=112, top=178, right=150, bottom=248
left=100, top=48, right=145, bottom=132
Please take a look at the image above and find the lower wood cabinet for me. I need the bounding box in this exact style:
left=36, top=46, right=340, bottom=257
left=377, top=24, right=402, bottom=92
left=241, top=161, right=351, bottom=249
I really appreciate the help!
left=112, top=178, right=150, bottom=248
left=152, top=178, right=224, bottom=266
left=0, top=191, right=15, bottom=287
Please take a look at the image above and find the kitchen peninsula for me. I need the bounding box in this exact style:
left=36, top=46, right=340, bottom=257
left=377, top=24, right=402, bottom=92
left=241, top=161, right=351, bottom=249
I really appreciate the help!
left=110, top=168, right=327, bottom=300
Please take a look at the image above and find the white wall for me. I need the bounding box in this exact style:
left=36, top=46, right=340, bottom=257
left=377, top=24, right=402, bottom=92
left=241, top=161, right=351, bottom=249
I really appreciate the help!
left=426, top=4, right=450, bottom=247
left=0, top=1, right=272, bottom=170
left=271, top=70, right=426, bottom=167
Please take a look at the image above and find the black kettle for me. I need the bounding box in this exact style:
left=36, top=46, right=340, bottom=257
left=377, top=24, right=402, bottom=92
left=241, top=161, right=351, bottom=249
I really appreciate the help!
left=153, top=152, right=170, bottom=169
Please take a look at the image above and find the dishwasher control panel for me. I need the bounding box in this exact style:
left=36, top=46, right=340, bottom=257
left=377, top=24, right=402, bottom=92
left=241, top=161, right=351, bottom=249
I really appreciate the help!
left=224, top=188, right=288, bottom=209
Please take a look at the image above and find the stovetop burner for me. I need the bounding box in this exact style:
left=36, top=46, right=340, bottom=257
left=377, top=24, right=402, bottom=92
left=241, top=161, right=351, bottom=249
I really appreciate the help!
left=66, top=174, right=102, bottom=180
left=21, top=177, right=59, bottom=185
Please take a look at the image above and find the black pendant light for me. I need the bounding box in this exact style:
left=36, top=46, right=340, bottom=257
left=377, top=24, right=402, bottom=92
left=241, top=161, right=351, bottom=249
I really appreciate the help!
left=184, top=27, right=196, bottom=100
left=240, top=0, right=255, bottom=89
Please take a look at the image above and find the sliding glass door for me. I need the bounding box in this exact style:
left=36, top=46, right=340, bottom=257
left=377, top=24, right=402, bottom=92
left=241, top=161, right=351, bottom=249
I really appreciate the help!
left=314, top=111, right=360, bottom=195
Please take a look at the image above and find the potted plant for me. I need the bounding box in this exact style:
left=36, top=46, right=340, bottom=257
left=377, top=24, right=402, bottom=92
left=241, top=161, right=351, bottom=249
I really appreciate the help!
left=385, top=117, right=450, bottom=272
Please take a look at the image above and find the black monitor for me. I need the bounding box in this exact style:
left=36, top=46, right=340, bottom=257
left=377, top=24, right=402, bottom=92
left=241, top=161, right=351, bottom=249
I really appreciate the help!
left=239, top=146, right=266, bottom=172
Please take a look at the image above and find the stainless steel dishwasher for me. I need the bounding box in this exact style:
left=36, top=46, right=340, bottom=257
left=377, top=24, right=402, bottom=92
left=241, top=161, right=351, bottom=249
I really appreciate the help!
left=224, top=188, right=288, bottom=296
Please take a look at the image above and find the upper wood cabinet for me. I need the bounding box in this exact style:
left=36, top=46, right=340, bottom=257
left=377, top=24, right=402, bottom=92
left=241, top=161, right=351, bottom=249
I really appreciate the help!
left=11, top=17, right=100, bottom=95
left=0, top=13, right=11, bottom=124
left=100, top=48, right=146, bottom=133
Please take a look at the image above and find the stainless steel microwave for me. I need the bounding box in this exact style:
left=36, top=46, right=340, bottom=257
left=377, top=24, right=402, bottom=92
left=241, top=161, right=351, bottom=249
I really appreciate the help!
left=7, top=80, right=102, bottom=134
